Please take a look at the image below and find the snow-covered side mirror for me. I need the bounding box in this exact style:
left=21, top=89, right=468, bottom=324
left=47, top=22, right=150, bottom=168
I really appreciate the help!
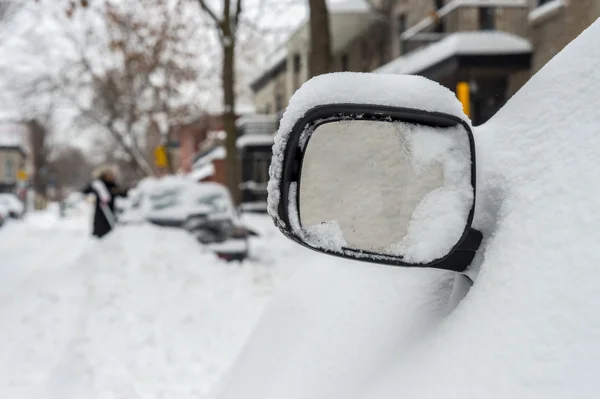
left=268, top=73, right=482, bottom=272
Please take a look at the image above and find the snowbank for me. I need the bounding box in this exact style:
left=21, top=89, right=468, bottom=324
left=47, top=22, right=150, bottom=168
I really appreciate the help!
left=0, top=212, right=296, bottom=399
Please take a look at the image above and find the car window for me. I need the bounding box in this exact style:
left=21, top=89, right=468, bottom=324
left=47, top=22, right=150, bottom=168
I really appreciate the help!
left=196, top=193, right=230, bottom=213
left=149, top=189, right=181, bottom=210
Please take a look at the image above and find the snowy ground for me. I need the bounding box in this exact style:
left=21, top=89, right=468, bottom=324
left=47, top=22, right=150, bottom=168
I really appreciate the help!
left=0, top=204, right=311, bottom=398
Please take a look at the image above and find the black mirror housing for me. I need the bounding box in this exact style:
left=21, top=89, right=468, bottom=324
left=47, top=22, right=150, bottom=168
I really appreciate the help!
left=268, top=73, right=482, bottom=272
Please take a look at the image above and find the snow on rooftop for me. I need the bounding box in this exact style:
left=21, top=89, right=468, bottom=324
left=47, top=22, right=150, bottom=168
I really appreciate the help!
left=188, top=162, right=215, bottom=181
left=208, top=130, right=227, bottom=140
left=236, top=113, right=280, bottom=127
left=375, top=31, right=532, bottom=75
left=528, top=0, right=566, bottom=24
left=192, top=146, right=227, bottom=169
left=204, top=102, right=256, bottom=115
left=329, top=0, right=371, bottom=13
left=236, top=134, right=275, bottom=149
left=237, top=102, right=257, bottom=115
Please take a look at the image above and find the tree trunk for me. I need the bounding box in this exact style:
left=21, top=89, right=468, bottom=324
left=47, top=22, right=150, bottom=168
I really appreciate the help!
left=222, top=23, right=240, bottom=203
left=27, top=119, right=48, bottom=199
left=308, top=0, right=332, bottom=77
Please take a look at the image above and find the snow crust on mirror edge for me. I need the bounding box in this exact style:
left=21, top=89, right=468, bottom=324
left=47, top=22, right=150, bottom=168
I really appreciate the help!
left=219, top=19, right=600, bottom=399
left=267, top=73, right=469, bottom=229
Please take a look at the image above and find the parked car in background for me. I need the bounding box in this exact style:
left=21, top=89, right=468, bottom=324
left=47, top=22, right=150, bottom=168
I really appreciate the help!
left=0, top=193, right=24, bottom=219
left=122, top=176, right=253, bottom=261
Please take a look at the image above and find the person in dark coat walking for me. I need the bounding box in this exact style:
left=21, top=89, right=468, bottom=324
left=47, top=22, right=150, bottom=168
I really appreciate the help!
left=83, top=165, right=128, bottom=238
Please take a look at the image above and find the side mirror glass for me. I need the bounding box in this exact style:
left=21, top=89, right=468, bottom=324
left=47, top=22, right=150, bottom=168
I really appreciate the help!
left=268, top=74, right=482, bottom=271
left=300, top=118, right=471, bottom=264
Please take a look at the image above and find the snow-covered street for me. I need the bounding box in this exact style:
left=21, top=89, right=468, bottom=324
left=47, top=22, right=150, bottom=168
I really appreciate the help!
left=0, top=205, right=302, bottom=398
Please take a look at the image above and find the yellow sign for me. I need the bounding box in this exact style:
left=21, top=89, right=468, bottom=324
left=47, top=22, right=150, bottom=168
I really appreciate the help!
left=17, top=169, right=28, bottom=181
left=154, top=145, right=168, bottom=168
left=456, top=82, right=471, bottom=118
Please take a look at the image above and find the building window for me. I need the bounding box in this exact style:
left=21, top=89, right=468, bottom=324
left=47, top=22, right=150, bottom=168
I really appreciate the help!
left=360, top=40, right=369, bottom=71
left=397, top=13, right=407, bottom=35
left=293, top=54, right=301, bottom=73
left=252, top=154, right=271, bottom=184
left=5, top=159, right=14, bottom=181
left=275, top=93, right=284, bottom=112
left=378, top=40, right=386, bottom=66
left=479, top=7, right=495, bottom=30
left=341, top=53, right=349, bottom=71
left=397, top=13, right=407, bottom=55
left=293, top=53, right=302, bottom=91
left=433, top=0, right=445, bottom=33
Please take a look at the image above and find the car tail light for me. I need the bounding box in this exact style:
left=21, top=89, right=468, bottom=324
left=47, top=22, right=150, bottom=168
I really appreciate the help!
left=217, top=252, right=231, bottom=260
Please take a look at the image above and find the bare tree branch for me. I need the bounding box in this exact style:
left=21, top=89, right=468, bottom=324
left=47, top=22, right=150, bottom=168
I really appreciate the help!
left=196, top=0, right=220, bottom=24
left=234, top=0, right=243, bottom=29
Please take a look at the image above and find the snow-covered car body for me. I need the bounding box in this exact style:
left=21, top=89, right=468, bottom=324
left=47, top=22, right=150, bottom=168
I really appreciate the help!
left=0, top=203, right=8, bottom=226
left=215, top=19, right=600, bottom=399
left=122, top=176, right=249, bottom=261
left=0, top=193, right=24, bottom=218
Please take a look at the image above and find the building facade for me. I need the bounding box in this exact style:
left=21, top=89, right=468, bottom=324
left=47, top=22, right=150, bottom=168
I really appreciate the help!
left=250, top=0, right=600, bottom=126
left=527, top=0, right=600, bottom=74
left=251, top=1, right=386, bottom=115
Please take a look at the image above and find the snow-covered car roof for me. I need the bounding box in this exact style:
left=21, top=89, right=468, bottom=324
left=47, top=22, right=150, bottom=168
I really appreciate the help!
left=218, top=19, right=600, bottom=399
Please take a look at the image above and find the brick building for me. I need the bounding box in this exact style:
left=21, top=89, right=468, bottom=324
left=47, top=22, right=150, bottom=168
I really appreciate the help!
left=527, top=0, right=600, bottom=73
left=169, top=114, right=224, bottom=174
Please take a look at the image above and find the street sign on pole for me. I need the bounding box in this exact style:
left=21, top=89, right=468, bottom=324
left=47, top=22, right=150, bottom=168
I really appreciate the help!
left=154, top=145, right=168, bottom=168
left=17, top=169, right=28, bottom=181
left=456, top=82, right=471, bottom=118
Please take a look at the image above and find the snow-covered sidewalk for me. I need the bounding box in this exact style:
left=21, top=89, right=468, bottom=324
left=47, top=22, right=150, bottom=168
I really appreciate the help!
left=0, top=207, right=303, bottom=398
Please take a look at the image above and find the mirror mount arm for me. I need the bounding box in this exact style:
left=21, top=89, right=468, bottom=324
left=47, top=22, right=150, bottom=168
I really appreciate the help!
left=436, top=228, right=483, bottom=273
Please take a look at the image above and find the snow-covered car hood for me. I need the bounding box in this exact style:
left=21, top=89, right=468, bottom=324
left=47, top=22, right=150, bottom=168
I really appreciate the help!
left=215, top=19, right=600, bottom=399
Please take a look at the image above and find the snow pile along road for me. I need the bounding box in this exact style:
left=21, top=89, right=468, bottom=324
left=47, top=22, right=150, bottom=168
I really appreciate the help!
left=0, top=211, right=290, bottom=399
